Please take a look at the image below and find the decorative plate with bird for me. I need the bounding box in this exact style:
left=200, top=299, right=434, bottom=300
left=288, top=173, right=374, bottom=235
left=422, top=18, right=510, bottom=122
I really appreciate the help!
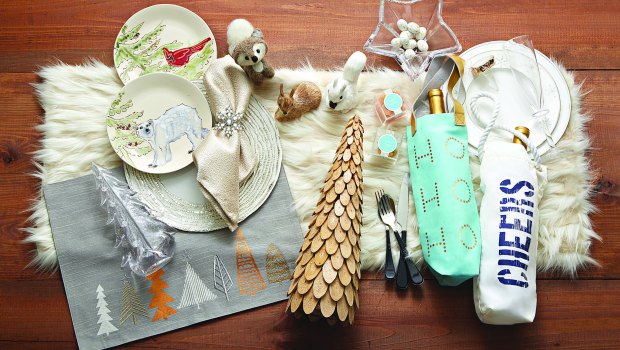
left=114, top=4, right=217, bottom=85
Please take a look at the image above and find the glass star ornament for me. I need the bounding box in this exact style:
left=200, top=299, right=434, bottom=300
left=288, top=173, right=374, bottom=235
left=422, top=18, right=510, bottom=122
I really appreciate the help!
left=214, top=106, right=243, bottom=138
left=364, top=0, right=461, bottom=81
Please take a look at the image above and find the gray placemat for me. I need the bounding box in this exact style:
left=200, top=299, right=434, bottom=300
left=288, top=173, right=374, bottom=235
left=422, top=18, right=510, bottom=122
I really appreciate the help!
left=43, top=166, right=303, bottom=349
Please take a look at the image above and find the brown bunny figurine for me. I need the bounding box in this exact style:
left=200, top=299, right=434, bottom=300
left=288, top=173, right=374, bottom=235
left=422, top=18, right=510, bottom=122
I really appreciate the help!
left=275, top=82, right=322, bottom=122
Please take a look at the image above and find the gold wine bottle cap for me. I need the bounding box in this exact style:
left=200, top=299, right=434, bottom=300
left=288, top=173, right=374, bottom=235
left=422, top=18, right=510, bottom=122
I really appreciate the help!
left=513, top=126, right=530, bottom=150
left=428, top=89, right=443, bottom=98
left=428, top=88, right=445, bottom=114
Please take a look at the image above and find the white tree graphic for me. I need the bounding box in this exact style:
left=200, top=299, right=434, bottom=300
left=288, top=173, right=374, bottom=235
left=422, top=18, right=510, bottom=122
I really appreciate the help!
left=213, top=255, right=234, bottom=301
left=96, top=285, right=119, bottom=336
left=178, top=262, right=217, bottom=309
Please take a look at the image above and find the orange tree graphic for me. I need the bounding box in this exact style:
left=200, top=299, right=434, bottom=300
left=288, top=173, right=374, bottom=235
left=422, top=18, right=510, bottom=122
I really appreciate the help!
left=235, top=228, right=266, bottom=296
left=146, top=268, right=177, bottom=321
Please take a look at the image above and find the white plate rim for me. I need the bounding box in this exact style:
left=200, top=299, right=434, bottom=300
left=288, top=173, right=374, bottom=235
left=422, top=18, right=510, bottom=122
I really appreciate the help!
left=459, top=40, right=572, bottom=155
left=123, top=95, right=283, bottom=232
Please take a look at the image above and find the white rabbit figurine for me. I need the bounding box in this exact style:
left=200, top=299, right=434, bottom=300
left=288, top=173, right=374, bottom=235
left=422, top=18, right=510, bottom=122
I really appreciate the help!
left=326, top=51, right=367, bottom=112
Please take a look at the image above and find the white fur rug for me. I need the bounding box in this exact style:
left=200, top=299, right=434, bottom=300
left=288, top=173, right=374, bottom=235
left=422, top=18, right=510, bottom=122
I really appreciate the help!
left=28, top=60, right=599, bottom=275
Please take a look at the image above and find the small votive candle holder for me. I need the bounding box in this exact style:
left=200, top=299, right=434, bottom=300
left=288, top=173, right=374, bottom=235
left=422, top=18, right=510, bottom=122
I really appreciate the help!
left=372, top=126, right=403, bottom=162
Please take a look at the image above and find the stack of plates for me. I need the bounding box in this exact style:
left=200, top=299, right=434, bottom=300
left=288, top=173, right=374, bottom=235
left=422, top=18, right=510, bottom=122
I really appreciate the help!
left=107, top=5, right=282, bottom=232
left=458, top=41, right=572, bottom=156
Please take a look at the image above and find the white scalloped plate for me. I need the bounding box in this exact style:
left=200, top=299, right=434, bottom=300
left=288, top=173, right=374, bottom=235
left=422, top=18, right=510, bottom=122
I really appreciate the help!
left=124, top=95, right=282, bottom=232
left=459, top=41, right=571, bottom=155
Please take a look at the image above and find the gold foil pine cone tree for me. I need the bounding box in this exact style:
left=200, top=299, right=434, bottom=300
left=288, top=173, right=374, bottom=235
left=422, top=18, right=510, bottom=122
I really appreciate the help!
left=286, top=114, right=364, bottom=325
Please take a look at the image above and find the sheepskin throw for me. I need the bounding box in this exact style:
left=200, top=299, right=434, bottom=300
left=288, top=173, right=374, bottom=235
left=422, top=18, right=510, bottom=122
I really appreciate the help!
left=28, top=61, right=599, bottom=275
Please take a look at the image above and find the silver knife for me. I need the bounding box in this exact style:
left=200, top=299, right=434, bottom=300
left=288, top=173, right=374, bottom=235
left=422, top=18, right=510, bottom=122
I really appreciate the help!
left=395, top=172, right=423, bottom=288
left=397, top=172, right=409, bottom=244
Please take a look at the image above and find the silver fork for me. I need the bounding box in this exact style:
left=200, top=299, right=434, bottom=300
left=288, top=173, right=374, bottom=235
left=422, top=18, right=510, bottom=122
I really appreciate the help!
left=378, top=193, right=424, bottom=286
left=375, top=190, right=396, bottom=280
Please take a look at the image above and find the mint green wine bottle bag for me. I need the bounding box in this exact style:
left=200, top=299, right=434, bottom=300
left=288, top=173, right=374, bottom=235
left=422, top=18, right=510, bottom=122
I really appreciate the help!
left=407, top=55, right=481, bottom=286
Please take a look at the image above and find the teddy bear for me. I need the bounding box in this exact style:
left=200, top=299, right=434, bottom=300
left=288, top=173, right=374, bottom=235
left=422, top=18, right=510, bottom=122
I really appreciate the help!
left=227, top=19, right=275, bottom=85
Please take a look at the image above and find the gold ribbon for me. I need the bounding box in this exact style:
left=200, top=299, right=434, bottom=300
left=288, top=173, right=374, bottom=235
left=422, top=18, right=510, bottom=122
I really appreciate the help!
left=410, top=54, right=467, bottom=135
left=448, top=54, right=466, bottom=126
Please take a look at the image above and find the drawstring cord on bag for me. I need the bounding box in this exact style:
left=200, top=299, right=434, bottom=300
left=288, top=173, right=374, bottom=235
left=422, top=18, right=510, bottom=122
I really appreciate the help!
left=470, top=92, right=542, bottom=169
left=469, top=92, right=500, bottom=159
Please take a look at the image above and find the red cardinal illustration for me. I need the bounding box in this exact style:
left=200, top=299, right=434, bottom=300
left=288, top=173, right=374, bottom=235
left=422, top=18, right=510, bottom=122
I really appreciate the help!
left=162, top=37, right=212, bottom=67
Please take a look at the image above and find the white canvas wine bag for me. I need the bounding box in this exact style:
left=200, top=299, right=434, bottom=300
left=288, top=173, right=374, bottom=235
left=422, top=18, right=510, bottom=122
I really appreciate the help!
left=473, top=133, right=546, bottom=325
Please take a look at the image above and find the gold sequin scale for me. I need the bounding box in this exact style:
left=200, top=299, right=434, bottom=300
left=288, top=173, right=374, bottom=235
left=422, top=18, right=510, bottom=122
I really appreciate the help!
left=286, top=114, right=364, bottom=325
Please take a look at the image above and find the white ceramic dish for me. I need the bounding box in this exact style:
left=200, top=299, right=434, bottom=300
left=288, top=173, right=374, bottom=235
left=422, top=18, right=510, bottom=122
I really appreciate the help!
left=459, top=41, right=571, bottom=155
left=106, top=72, right=211, bottom=174
left=114, top=4, right=216, bottom=84
left=124, top=95, right=283, bottom=232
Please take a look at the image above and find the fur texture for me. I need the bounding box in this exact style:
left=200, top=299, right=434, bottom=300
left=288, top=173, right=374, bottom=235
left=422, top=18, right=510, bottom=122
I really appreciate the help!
left=28, top=60, right=599, bottom=276
left=227, top=19, right=255, bottom=55
left=227, top=19, right=275, bottom=85
left=136, top=104, right=205, bottom=168
left=27, top=60, right=123, bottom=270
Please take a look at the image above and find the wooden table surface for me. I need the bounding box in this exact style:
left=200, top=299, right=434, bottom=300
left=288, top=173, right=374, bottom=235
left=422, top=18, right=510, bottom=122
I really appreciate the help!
left=1, top=0, right=619, bottom=348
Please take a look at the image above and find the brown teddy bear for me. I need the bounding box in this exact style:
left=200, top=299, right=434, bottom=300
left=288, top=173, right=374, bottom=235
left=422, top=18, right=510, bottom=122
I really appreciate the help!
left=227, top=19, right=275, bottom=85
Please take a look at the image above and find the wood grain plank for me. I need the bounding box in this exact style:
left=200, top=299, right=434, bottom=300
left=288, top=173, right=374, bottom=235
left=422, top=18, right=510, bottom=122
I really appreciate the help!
left=0, top=279, right=75, bottom=345
left=580, top=70, right=620, bottom=199
left=567, top=70, right=620, bottom=279
left=0, top=0, right=618, bottom=72
left=0, top=73, right=40, bottom=174
left=1, top=279, right=618, bottom=348
left=0, top=0, right=619, bottom=348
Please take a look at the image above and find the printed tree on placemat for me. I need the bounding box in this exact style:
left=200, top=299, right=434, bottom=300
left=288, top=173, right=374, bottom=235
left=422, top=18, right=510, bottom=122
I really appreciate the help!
left=286, top=114, right=364, bottom=325
left=146, top=268, right=177, bottom=321
left=213, top=255, right=234, bottom=301
left=235, top=228, right=266, bottom=296
left=178, top=256, right=217, bottom=309
left=119, top=278, right=150, bottom=325
left=265, top=243, right=291, bottom=284
left=96, top=285, right=119, bottom=336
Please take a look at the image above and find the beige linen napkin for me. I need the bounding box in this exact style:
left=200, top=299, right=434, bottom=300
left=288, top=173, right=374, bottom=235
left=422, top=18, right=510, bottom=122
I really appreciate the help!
left=193, top=56, right=258, bottom=231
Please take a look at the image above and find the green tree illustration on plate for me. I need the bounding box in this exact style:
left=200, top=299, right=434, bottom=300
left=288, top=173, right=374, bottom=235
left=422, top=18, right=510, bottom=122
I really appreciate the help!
left=115, top=21, right=214, bottom=82
left=114, top=22, right=182, bottom=81
left=107, top=92, right=152, bottom=166
left=173, top=42, right=215, bottom=81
